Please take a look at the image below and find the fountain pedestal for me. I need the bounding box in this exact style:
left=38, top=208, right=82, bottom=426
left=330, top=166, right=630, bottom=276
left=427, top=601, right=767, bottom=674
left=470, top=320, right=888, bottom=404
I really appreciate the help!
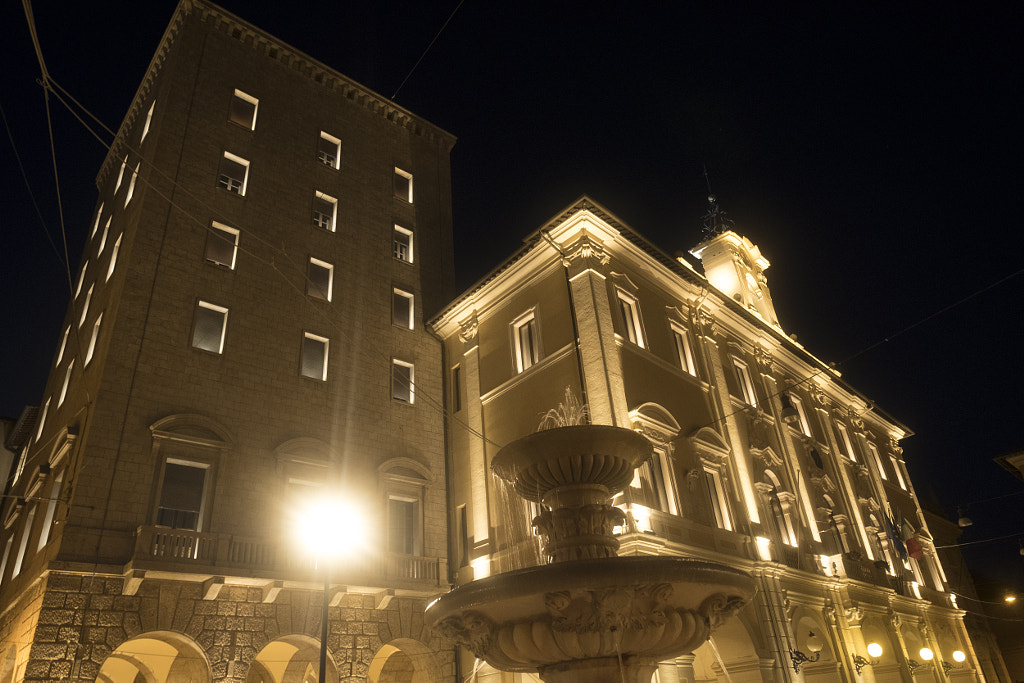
left=427, top=426, right=754, bottom=682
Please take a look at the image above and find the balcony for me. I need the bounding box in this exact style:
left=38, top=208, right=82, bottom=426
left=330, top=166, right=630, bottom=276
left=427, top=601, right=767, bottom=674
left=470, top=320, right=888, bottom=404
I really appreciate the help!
left=128, top=526, right=446, bottom=592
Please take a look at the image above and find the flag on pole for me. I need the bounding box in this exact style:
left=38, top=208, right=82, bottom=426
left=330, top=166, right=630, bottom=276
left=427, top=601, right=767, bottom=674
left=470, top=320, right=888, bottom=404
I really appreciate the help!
left=902, top=516, right=924, bottom=560
left=886, top=509, right=908, bottom=561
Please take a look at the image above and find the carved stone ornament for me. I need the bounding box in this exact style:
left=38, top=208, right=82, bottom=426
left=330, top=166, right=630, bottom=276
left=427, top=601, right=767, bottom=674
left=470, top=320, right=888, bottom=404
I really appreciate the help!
left=808, top=383, right=828, bottom=408
left=889, top=437, right=903, bottom=456
left=697, top=309, right=719, bottom=337
left=753, top=482, right=775, bottom=501
left=746, top=410, right=772, bottom=450
left=686, top=468, right=701, bottom=491
left=847, top=408, right=865, bottom=430
left=434, top=611, right=495, bottom=658
left=824, top=603, right=837, bottom=625
left=754, top=347, right=774, bottom=373
left=700, top=593, right=747, bottom=631
left=562, top=231, right=610, bottom=272
left=544, top=584, right=674, bottom=633
left=844, top=606, right=865, bottom=626
left=889, top=610, right=901, bottom=630
left=458, top=310, right=479, bottom=343
left=751, top=446, right=782, bottom=468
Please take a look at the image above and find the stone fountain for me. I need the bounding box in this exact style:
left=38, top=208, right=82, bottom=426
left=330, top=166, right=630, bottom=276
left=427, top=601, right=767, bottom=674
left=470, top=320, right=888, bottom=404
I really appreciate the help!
left=426, top=424, right=755, bottom=682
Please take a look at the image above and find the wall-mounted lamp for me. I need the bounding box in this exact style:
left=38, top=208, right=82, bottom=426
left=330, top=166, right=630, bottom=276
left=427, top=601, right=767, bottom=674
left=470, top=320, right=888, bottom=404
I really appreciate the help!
left=941, top=661, right=954, bottom=675
left=780, top=394, right=799, bottom=424
left=952, top=650, right=966, bottom=663
left=908, top=647, right=933, bottom=674
left=853, top=643, right=883, bottom=676
left=789, top=631, right=823, bottom=672
left=957, top=505, right=972, bottom=528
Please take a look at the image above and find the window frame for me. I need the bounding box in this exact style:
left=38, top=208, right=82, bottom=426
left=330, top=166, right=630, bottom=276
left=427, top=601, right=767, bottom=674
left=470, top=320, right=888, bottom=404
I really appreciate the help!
left=79, top=285, right=93, bottom=327
left=789, top=394, right=812, bottom=437
left=56, top=326, right=70, bottom=365
left=392, top=288, right=415, bottom=330
left=91, top=203, right=103, bottom=239
left=205, top=222, right=239, bottom=269
left=191, top=301, right=228, bottom=354
left=890, top=455, right=908, bottom=490
left=115, top=157, right=127, bottom=192
left=155, top=458, right=212, bottom=533
left=98, top=218, right=110, bottom=255
left=393, top=167, right=413, bottom=203
left=703, top=464, right=733, bottom=531
left=317, top=131, right=341, bottom=169
left=74, top=262, right=88, bottom=298
left=512, top=310, right=541, bottom=373
left=107, top=234, right=122, bottom=281
left=393, top=225, right=414, bottom=264
left=141, top=101, right=155, bottom=142
left=35, top=398, right=49, bottom=443
left=58, top=359, right=74, bottom=407
left=866, top=441, right=887, bottom=481
left=450, top=364, right=462, bottom=413
left=307, top=257, right=334, bottom=302
left=731, top=358, right=758, bottom=407
left=217, top=151, right=250, bottom=195
left=670, top=322, right=696, bottom=376
left=37, top=471, right=65, bottom=551
left=312, top=191, right=337, bottom=232
left=300, top=332, right=329, bottom=381
left=391, top=359, right=415, bottom=404
left=228, top=89, right=259, bottom=130
left=836, top=422, right=857, bottom=461
left=124, top=162, right=140, bottom=206
left=616, top=291, right=645, bottom=348
left=85, top=314, right=102, bottom=365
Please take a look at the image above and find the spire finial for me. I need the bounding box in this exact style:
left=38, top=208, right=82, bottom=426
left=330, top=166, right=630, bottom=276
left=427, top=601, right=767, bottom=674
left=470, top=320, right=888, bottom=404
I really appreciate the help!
left=701, top=167, right=734, bottom=239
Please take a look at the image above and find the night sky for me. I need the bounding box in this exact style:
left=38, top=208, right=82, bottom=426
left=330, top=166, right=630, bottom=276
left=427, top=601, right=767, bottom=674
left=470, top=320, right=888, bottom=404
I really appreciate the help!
left=2, top=3, right=1022, bottom=603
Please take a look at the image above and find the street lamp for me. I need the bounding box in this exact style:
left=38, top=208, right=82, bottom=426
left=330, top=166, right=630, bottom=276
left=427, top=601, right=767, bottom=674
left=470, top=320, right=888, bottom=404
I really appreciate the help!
left=295, top=496, right=369, bottom=683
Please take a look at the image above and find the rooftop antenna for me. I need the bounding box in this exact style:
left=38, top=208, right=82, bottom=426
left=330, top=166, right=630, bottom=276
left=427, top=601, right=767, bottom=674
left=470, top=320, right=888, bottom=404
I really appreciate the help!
left=701, top=166, right=734, bottom=239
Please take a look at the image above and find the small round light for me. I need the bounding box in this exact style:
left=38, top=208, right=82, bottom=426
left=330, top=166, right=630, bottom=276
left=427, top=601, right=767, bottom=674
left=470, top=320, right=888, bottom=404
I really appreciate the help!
left=952, top=650, right=966, bottom=663
left=867, top=642, right=883, bottom=658
left=806, top=631, right=823, bottom=654
left=919, top=647, right=934, bottom=661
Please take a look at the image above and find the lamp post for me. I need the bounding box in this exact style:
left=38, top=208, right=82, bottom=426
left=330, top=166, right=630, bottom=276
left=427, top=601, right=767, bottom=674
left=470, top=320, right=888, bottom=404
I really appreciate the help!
left=295, top=496, right=368, bottom=683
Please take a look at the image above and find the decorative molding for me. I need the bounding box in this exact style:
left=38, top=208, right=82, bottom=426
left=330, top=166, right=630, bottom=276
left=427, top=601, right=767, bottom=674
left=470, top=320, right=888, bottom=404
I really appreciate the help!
left=434, top=611, right=494, bottom=657
left=844, top=606, right=865, bottom=626
left=458, top=310, right=479, bottom=343
left=563, top=231, right=611, bottom=276
left=754, top=347, right=774, bottom=373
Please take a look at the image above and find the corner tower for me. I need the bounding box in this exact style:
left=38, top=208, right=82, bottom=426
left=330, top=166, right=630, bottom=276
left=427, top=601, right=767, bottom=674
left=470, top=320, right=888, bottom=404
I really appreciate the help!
left=690, top=230, right=780, bottom=327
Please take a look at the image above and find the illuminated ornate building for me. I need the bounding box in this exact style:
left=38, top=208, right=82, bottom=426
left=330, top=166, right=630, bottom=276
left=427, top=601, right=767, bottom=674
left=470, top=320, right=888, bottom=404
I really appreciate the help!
left=430, top=197, right=984, bottom=682
left=0, top=1, right=455, bottom=680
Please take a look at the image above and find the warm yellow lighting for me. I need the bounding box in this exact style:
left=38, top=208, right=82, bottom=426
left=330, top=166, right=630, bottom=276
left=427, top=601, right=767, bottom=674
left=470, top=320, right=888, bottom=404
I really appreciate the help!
left=1006, top=595, right=1017, bottom=603
left=629, top=505, right=653, bottom=533
left=952, top=650, right=966, bottom=663
left=755, top=536, right=772, bottom=561
left=910, top=581, right=922, bottom=599
left=806, top=631, right=823, bottom=654
left=919, top=647, right=934, bottom=661
left=867, top=642, right=883, bottom=658
left=293, top=496, right=368, bottom=560
left=471, top=556, right=490, bottom=580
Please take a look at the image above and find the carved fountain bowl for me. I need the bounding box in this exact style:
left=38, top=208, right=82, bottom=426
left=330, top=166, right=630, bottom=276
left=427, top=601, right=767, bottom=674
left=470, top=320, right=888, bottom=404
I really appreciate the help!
left=426, top=556, right=755, bottom=675
left=491, top=425, right=653, bottom=503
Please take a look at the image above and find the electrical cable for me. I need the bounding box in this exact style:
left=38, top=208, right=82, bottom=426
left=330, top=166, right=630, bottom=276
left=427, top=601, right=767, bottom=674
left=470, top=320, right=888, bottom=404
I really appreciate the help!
left=391, top=0, right=466, bottom=101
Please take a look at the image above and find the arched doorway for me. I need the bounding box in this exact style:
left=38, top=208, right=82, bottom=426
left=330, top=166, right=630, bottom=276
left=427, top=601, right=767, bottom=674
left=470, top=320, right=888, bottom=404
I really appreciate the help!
left=367, top=638, right=441, bottom=683
left=246, top=635, right=337, bottom=683
left=95, top=631, right=210, bottom=682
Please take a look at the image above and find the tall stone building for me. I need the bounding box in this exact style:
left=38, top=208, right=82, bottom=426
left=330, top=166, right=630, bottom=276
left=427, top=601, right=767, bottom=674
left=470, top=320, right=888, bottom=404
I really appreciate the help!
left=0, top=1, right=456, bottom=681
left=430, top=198, right=983, bottom=682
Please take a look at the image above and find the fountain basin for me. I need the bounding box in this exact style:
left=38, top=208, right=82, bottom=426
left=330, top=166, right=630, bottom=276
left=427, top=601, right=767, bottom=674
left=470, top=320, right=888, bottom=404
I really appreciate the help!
left=427, top=555, right=754, bottom=680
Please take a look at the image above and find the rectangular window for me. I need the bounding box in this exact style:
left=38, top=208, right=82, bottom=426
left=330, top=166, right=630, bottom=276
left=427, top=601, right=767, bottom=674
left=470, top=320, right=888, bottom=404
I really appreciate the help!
left=704, top=467, right=732, bottom=531
left=91, top=204, right=103, bottom=238
left=671, top=324, right=696, bottom=375
left=836, top=423, right=856, bottom=461
left=512, top=312, right=540, bottom=373
left=141, top=101, right=155, bottom=141
left=394, top=167, right=413, bottom=203
left=98, top=218, right=110, bottom=254
left=392, top=359, right=415, bottom=403
left=392, top=288, right=414, bottom=330
left=790, top=394, right=812, bottom=437
left=457, top=505, right=469, bottom=567
left=85, top=314, right=102, bottom=365
left=192, top=302, right=228, bottom=354
left=38, top=472, right=64, bottom=550
left=218, top=152, right=249, bottom=195
left=56, top=326, right=70, bottom=365
left=393, top=225, right=414, bottom=263
left=107, top=234, right=122, bottom=281
left=312, top=191, right=337, bottom=231
left=308, top=258, right=334, bottom=301
left=58, top=360, right=74, bottom=407
left=36, top=398, right=49, bottom=442
left=124, top=162, right=140, bottom=206
left=74, top=262, right=88, bottom=298
left=867, top=442, right=887, bottom=480
left=0, top=537, right=12, bottom=583
left=157, top=461, right=208, bottom=530
left=79, top=285, right=93, bottom=327
left=228, top=89, right=258, bottom=129
left=731, top=359, right=757, bottom=407
left=387, top=496, right=418, bottom=554
left=617, top=292, right=645, bottom=348
left=115, top=157, right=127, bottom=191
left=317, top=131, right=340, bottom=168
left=890, top=455, right=907, bottom=490
left=11, top=507, right=36, bottom=577
left=301, top=333, right=329, bottom=380
left=206, top=222, right=239, bottom=269
left=451, top=365, right=462, bottom=413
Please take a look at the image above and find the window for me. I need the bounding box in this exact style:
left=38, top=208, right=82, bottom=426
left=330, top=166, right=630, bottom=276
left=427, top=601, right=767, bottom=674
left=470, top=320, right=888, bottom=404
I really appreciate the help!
left=789, top=394, right=811, bottom=437
left=301, top=333, right=329, bottom=380
left=456, top=505, right=469, bottom=567
left=0, top=537, right=12, bottom=583
left=98, top=218, right=110, bottom=254
left=74, top=262, right=88, bottom=298
left=392, top=288, right=414, bottom=330
left=141, top=101, right=155, bottom=141
left=91, top=204, right=103, bottom=238
left=56, top=326, right=70, bottom=365
left=866, top=442, right=887, bottom=480
left=228, top=89, right=258, bottom=129
left=125, top=162, right=140, bottom=206
left=115, top=157, right=127, bottom=191
left=671, top=323, right=696, bottom=376
left=703, top=466, right=732, bottom=531
left=387, top=496, right=418, bottom=554
left=38, top=472, right=64, bottom=550
left=890, top=455, right=907, bottom=490
left=35, top=399, right=49, bottom=443
left=629, top=448, right=679, bottom=515
left=731, top=359, right=757, bottom=406
left=307, top=258, right=334, bottom=301
left=392, top=359, right=414, bottom=404
left=58, top=360, right=74, bottom=406
left=11, top=506, right=36, bottom=577
left=393, top=167, right=413, bottom=203
left=393, top=225, right=413, bottom=263
left=85, top=315, right=102, bottom=365
left=312, top=191, right=337, bottom=231
left=107, top=235, right=122, bottom=281
left=451, top=365, right=462, bottom=413
left=205, top=222, right=239, bottom=269
left=79, top=286, right=93, bottom=327
left=192, top=302, right=228, bottom=354
left=157, top=461, right=208, bottom=530
left=317, top=131, right=340, bottom=168
left=616, top=291, right=645, bottom=348
left=512, top=311, right=540, bottom=373
left=218, top=152, right=249, bottom=195
left=836, top=423, right=856, bottom=461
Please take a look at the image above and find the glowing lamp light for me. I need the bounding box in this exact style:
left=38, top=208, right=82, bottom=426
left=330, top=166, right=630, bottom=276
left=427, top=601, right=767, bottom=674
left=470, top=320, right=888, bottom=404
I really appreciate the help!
left=806, top=631, right=823, bottom=654
left=1005, top=595, right=1017, bottom=603
left=952, top=650, right=966, bottom=663
left=294, top=497, right=368, bottom=560
left=919, top=647, right=934, bottom=661
left=867, top=642, right=883, bottom=658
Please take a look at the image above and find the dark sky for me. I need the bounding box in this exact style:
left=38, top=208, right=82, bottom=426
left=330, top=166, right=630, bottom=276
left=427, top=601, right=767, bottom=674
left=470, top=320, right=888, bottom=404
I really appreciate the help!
left=2, top=3, right=1022, bottom=599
